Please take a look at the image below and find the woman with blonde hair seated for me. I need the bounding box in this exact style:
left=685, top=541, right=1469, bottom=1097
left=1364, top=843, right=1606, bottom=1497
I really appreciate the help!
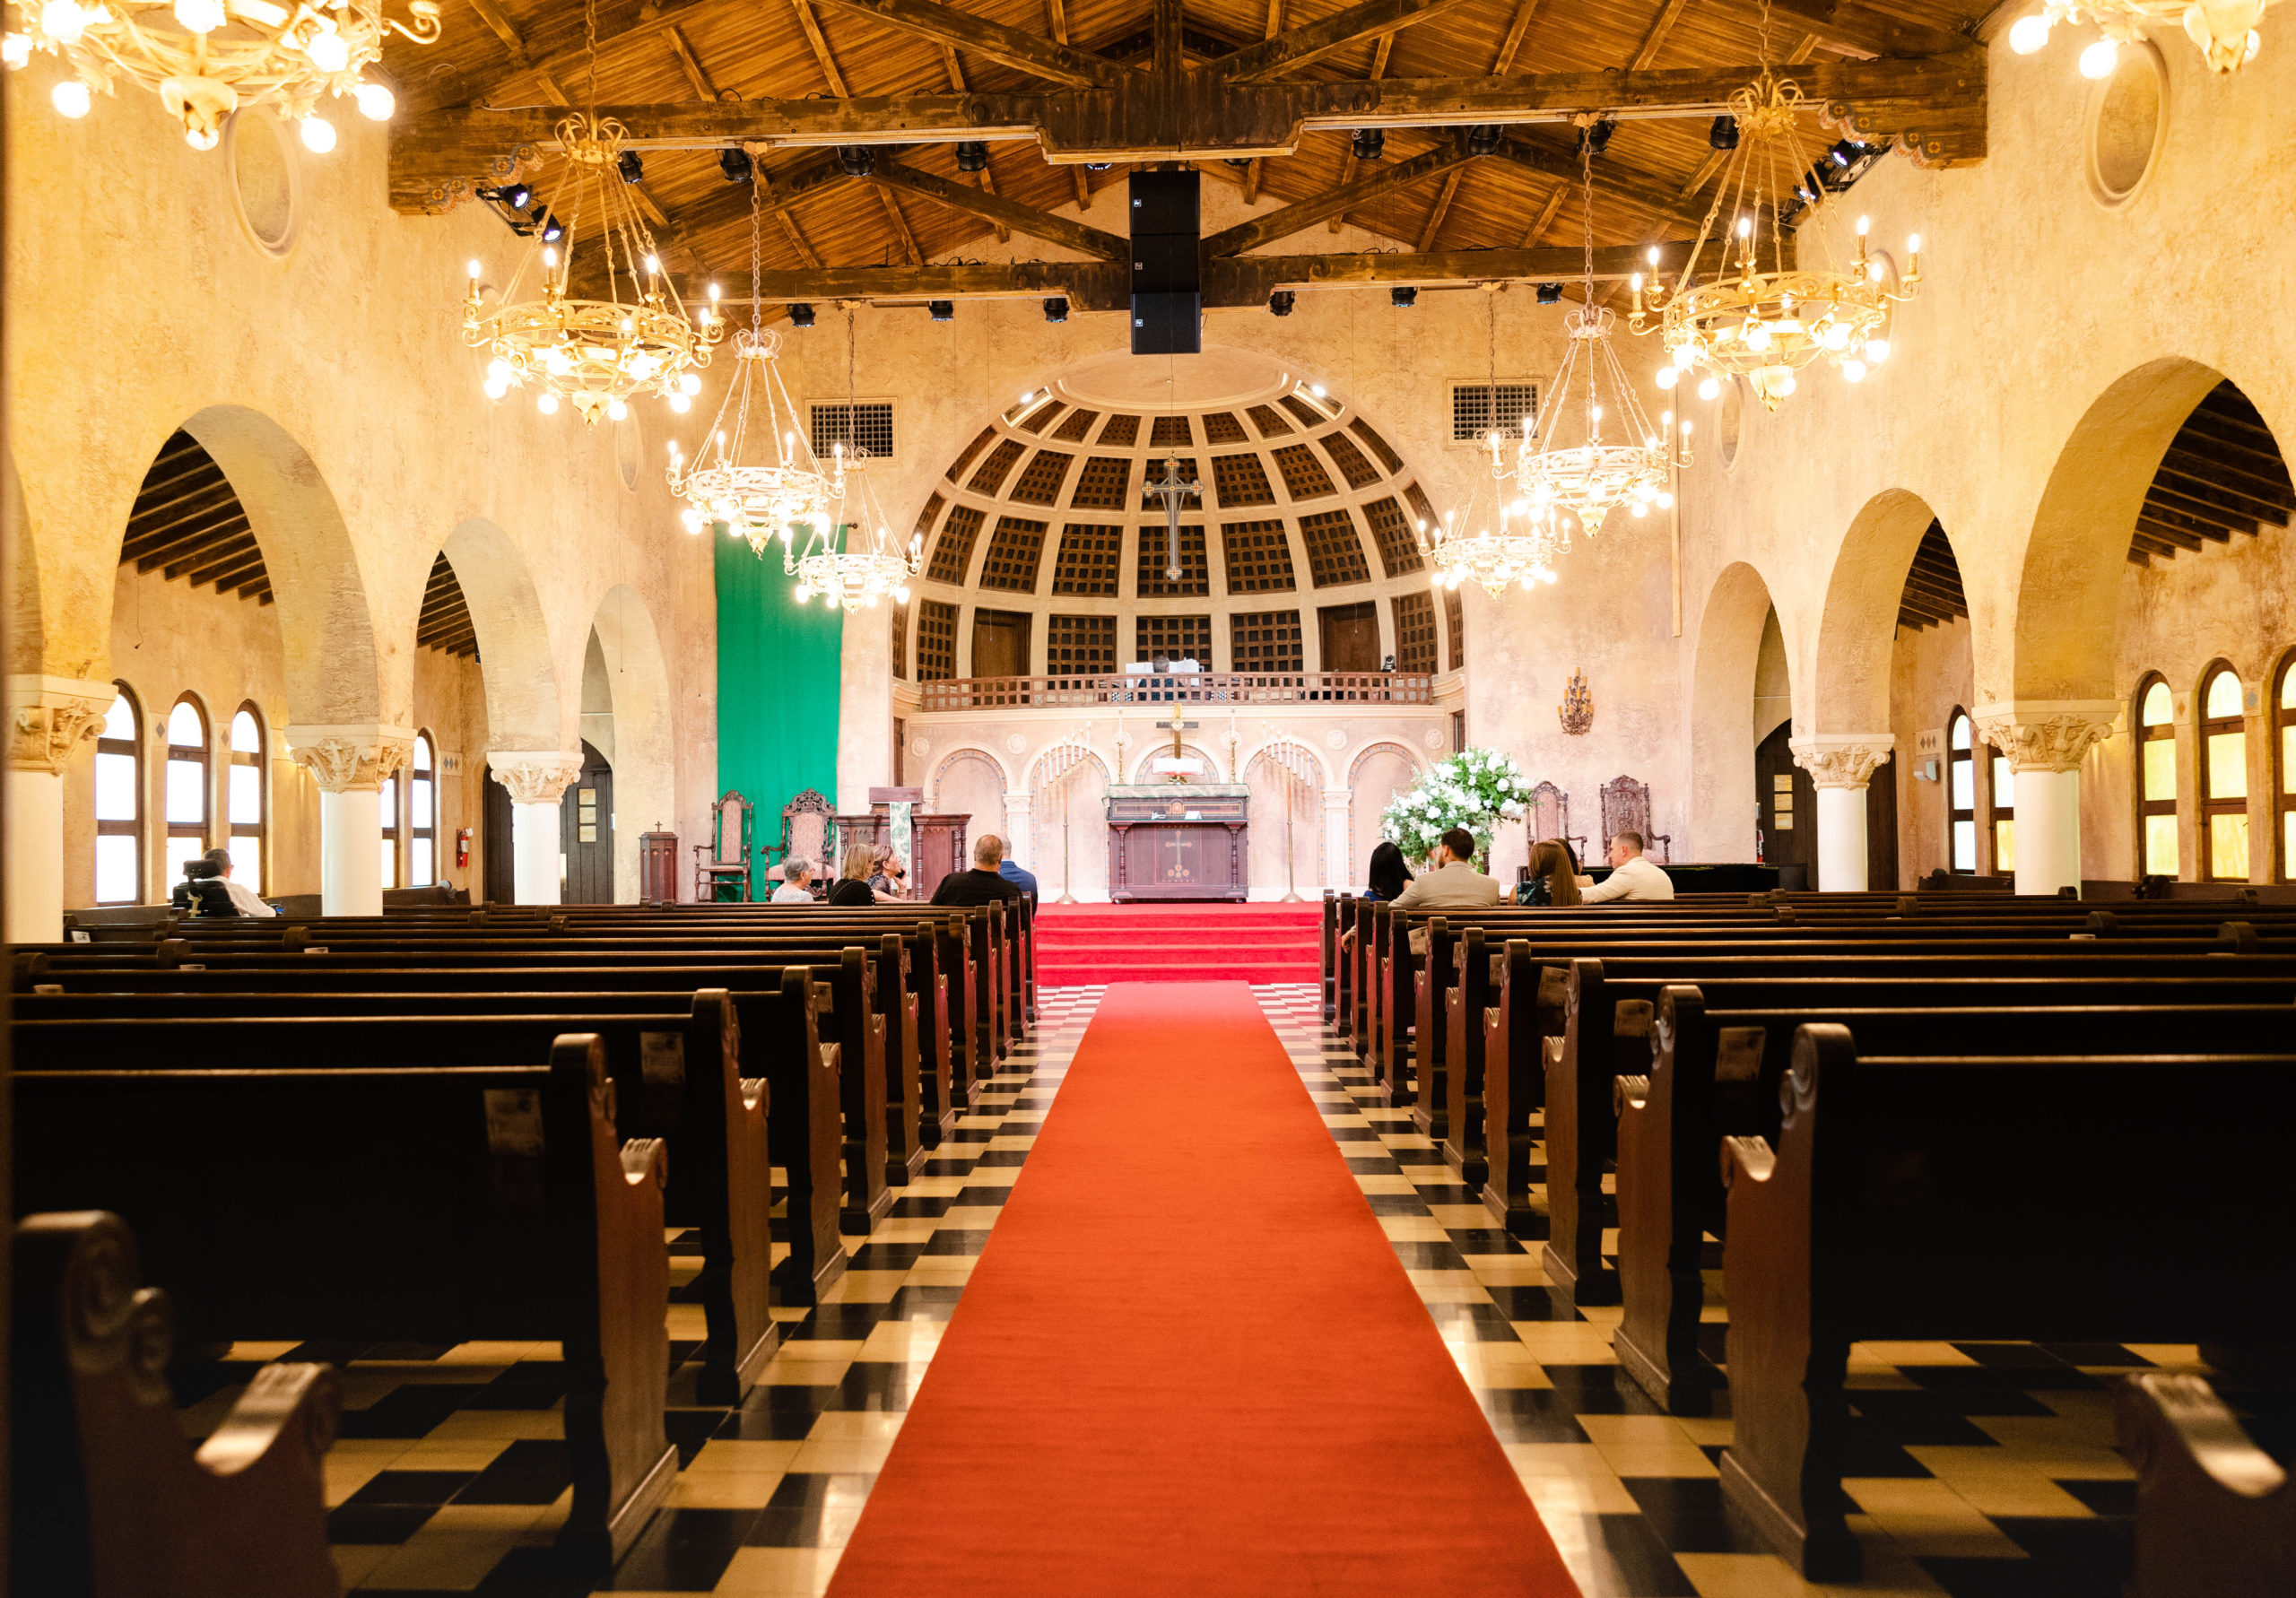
left=1525, top=838, right=1583, bottom=907
left=828, top=843, right=884, bottom=905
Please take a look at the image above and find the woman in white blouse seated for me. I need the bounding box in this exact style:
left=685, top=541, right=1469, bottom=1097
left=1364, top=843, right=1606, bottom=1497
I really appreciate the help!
left=770, top=855, right=820, bottom=904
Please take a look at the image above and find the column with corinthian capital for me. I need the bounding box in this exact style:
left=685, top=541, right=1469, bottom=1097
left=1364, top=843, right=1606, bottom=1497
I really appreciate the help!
left=5, top=675, right=117, bottom=940
left=287, top=725, right=413, bottom=916
left=1323, top=787, right=1352, bottom=893
left=1971, top=702, right=2118, bottom=896
left=1791, top=736, right=1894, bottom=892
left=489, top=751, right=586, bottom=906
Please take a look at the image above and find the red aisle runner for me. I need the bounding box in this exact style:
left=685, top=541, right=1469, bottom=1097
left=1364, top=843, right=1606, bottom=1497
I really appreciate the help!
left=826, top=981, right=1581, bottom=1597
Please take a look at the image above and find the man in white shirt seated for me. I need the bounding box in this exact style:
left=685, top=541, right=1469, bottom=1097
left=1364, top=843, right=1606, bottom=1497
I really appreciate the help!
left=1578, top=831, right=1675, bottom=903
left=175, top=847, right=278, bottom=917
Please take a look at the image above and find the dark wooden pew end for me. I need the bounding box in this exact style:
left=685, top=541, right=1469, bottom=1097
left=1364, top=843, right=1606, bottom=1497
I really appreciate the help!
left=2117, top=1371, right=2295, bottom=1598
left=13, top=1210, right=343, bottom=1598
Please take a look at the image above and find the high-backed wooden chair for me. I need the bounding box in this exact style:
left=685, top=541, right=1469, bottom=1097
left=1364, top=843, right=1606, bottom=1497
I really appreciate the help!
left=694, top=790, right=754, bottom=901
left=1598, top=775, right=1672, bottom=863
left=778, top=789, right=833, bottom=880
left=1526, top=781, right=1586, bottom=864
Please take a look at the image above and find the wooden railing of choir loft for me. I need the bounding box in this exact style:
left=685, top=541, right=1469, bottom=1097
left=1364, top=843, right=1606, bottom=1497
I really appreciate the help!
left=918, top=671, right=1434, bottom=711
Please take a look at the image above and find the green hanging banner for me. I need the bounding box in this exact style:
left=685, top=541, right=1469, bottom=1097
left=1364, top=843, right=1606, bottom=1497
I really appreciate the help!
left=715, top=534, right=842, bottom=897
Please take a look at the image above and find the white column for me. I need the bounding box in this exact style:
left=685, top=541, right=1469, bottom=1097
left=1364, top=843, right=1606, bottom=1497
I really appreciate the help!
left=1322, top=787, right=1352, bottom=891
left=1002, top=793, right=1036, bottom=865
left=1790, top=737, right=1893, bottom=893
left=4, top=675, right=111, bottom=942
left=288, top=725, right=414, bottom=916
left=1974, top=703, right=2118, bottom=896
left=489, top=751, right=586, bottom=907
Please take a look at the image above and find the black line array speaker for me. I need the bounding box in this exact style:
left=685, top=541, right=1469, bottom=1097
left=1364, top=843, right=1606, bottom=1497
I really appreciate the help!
left=1130, top=170, right=1201, bottom=355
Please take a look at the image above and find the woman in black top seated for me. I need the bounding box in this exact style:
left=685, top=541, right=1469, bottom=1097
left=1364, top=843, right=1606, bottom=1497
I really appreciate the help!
left=1363, top=839, right=1414, bottom=902
left=827, top=844, right=883, bottom=905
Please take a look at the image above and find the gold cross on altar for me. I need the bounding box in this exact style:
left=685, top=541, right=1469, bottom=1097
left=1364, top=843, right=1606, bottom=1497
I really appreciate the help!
left=1155, top=716, right=1198, bottom=761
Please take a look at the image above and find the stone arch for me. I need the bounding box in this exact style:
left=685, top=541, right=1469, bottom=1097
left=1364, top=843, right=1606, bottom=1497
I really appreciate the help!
left=2013, top=356, right=2231, bottom=702
left=1348, top=739, right=1423, bottom=874
left=5, top=447, right=43, bottom=677
left=931, top=746, right=1010, bottom=862
left=1810, top=489, right=1954, bottom=737
left=1028, top=746, right=1112, bottom=900
left=1244, top=745, right=1324, bottom=898
left=1241, top=739, right=1330, bottom=787
left=438, top=518, right=564, bottom=754
left=1129, top=744, right=1222, bottom=786
left=1689, top=560, right=1787, bottom=860
left=586, top=585, right=674, bottom=900
left=176, top=405, right=380, bottom=726
left=1348, top=738, right=1424, bottom=787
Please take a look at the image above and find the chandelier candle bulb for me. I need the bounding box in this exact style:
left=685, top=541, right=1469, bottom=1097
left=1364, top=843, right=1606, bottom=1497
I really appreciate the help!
left=50, top=77, right=90, bottom=116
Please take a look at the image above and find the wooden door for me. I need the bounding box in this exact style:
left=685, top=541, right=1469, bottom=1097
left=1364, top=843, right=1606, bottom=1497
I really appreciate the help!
left=1754, top=723, right=1814, bottom=886
left=483, top=763, right=514, bottom=905
left=1866, top=757, right=1900, bottom=890
left=559, top=741, right=614, bottom=904
left=1318, top=602, right=1380, bottom=672
left=970, top=610, right=1032, bottom=678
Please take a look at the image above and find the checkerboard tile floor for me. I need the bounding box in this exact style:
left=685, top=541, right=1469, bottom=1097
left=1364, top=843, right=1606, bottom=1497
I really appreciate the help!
left=172, top=981, right=2288, bottom=1597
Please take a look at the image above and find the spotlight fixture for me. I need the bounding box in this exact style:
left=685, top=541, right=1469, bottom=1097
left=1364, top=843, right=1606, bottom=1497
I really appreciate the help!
left=617, top=148, right=644, bottom=185
left=1350, top=127, right=1385, bottom=161
left=1708, top=115, right=1738, bottom=151
left=955, top=139, right=988, bottom=172
left=1043, top=297, right=1069, bottom=323
left=1084, top=161, right=1112, bottom=171
left=1536, top=282, right=1562, bottom=305
left=838, top=144, right=875, bottom=177
left=1466, top=124, right=1501, bottom=156
left=535, top=209, right=564, bottom=242
left=494, top=181, right=533, bottom=210
left=719, top=145, right=753, bottom=184
left=1390, top=286, right=1417, bottom=308
left=928, top=300, right=954, bottom=322
left=1579, top=117, right=1614, bottom=156
left=1269, top=291, right=1295, bottom=317
left=788, top=302, right=816, bottom=328
left=1224, top=157, right=1252, bottom=169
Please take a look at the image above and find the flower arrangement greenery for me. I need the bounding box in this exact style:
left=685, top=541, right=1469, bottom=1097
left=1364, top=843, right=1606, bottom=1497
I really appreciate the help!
left=1379, top=747, right=1529, bottom=868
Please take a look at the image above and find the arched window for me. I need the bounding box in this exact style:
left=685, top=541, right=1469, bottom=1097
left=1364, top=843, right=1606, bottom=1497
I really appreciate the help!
left=1947, top=709, right=1976, bottom=873
left=93, top=684, right=144, bottom=905
left=2277, top=653, right=2296, bottom=883
left=1988, top=738, right=2014, bottom=875
left=228, top=705, right=266, bottom=891
left=163, top=695, right=212, bottom=886
left=409, top=733, right=437, bottom=886
left=2137, top=675, right=2178, bottom=877
left=379, top=750, right=400, bottom=890
left=2200, top=663, right=2248, bottom=882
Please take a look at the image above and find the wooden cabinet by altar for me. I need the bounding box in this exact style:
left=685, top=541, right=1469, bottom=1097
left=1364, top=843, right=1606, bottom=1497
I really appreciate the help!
left=1106, top=784, right=1248, bottom=901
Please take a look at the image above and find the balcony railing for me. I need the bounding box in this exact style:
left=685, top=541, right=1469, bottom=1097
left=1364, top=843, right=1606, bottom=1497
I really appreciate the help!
left=917, top=671, right=1434, bottom=712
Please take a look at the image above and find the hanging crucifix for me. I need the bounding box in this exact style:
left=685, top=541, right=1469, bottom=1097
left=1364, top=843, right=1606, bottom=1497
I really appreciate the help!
left=1143, top=455, right=1199, bottom=582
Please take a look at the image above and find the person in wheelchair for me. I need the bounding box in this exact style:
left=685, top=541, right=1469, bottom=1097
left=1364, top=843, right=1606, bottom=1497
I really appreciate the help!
left=170, top=847, right=277, bottom=917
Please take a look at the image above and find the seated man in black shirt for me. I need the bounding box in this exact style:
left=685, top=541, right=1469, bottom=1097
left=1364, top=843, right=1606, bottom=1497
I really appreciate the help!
left=931, top=834, right=1025, bottom=907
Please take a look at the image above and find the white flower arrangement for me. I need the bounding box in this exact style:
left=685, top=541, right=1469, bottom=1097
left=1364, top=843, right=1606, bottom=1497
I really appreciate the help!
left=1378, top=746, right=1531, bottom=869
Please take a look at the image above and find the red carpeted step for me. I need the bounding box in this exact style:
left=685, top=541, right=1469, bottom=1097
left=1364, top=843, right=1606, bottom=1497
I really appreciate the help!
left=1032, top=903, right=1324, bottom=985
left=824, top=983, right=1582, bottom=1595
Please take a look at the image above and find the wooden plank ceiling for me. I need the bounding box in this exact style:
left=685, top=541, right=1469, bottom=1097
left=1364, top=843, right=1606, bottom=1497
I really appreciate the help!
left=2127, top=382, right=2294, bottom=567
left=386, top=0, right=1987, bottom=294
left=120, top=432, right=272, bottom=604
left=418, top=552, right=483, bottom=659
left=1896, top=517, right=1964, bottom=633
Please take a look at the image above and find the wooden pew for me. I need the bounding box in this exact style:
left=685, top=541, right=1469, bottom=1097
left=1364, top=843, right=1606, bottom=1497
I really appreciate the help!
left=1615, top=986, right=2296, bottom=1412
left=14, top=1036, right=679, bottom=1568
left=1716, top=1024, right=2296, bottom=1579
left=13, top=1210, right=342, bottom=1598
left=2115, top=1371, right=2296, bottom=1598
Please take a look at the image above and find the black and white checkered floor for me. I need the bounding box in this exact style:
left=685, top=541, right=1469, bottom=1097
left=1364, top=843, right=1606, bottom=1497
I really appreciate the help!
left=174, top=982, right=2284, bottom=1596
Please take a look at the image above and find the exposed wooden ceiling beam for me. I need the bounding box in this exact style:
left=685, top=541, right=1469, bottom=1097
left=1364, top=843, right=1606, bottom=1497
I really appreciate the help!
left=1518, top=180, right=1568, bottom=246
left=1491, top=137, right=1698, bottom=229
left=1205, top=135, right=1474, bottom=255
left=814, top=0, right=1126, bottom=88
left=1761, top=0, right=1971, bottom=59
left=463, top=0, right=531, bottom=67
left=666, top=26, right=719, bottom=101
left=396, top=55, right=1983, bottom=212
left=1629, top=0, right=1692, bottom=70
left=1417, top=169, right=1464, bottom=251
left=1208, top=0, right=1483, bottom=83
left=735, top=238, right=1700, bottom=310
left=873, top=158, right=1126, bottom=256
left=1327, top=30, right=1396, bottom=231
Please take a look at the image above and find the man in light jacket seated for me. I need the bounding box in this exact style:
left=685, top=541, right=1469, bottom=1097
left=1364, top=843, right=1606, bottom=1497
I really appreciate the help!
left=1389, top=827, right=1503, bottom=951
left=1578, top=831, right=1675, bottom=902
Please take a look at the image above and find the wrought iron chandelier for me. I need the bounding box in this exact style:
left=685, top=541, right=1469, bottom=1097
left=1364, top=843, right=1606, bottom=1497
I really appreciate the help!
left=1509, top=145, right=1689, bottom=538
left=787, top=307, right=922, bottom=611
left=1627, top=10, right=1922, bottom=413
left=667, top=178, right=843, bottom=552
left=463, top=0, right=721, bottom=424
left=2009, top=0, right=2274, bottom=74
left=4, top=0, right=440, bottom=152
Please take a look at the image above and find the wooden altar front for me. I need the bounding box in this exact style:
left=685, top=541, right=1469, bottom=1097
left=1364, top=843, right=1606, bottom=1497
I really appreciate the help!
left=1106, top=784, right=1248, bottom=901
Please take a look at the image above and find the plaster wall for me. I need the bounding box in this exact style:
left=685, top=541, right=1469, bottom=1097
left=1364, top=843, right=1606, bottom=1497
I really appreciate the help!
left=1675, top=33, right=2296, bottom=876
left=1888, top=615, right=1979, bottom=886
left=4, top=74, right=718, bottom=898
